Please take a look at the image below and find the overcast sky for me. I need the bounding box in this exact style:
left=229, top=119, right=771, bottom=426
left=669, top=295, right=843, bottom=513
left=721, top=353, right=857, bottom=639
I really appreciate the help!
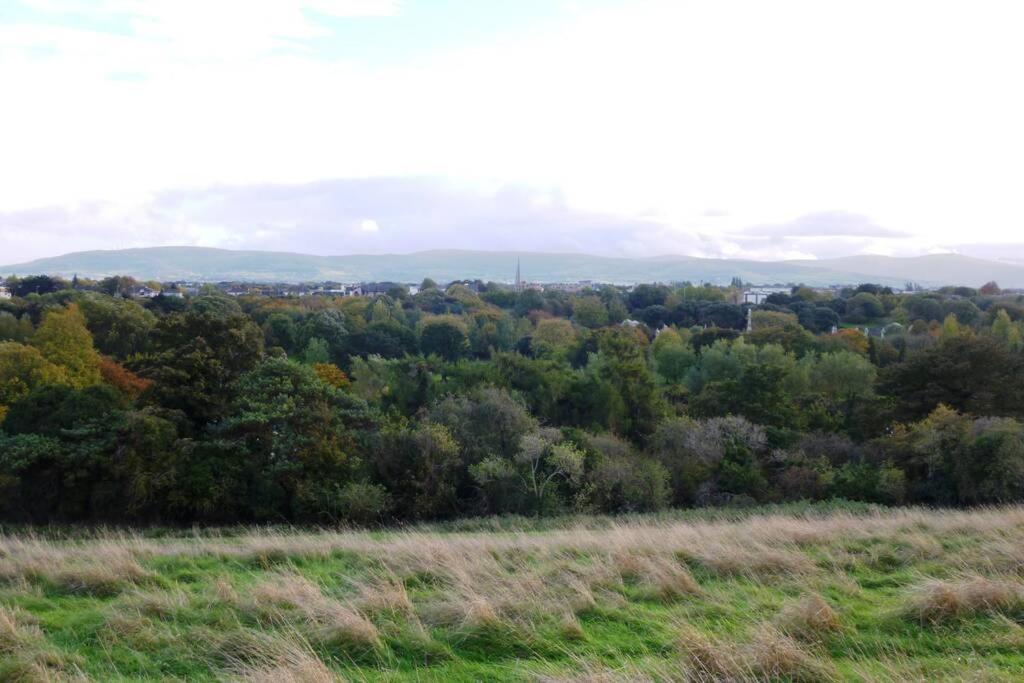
left=2, top=0, right=1023, bottom=264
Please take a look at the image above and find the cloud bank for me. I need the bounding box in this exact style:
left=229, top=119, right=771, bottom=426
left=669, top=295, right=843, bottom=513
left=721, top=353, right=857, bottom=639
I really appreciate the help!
left=1, top=179, right=1002, bottom=264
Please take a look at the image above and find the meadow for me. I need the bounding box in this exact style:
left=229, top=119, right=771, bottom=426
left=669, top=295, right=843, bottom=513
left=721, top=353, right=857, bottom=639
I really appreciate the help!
left=3, top=504, right=1024, bottom=681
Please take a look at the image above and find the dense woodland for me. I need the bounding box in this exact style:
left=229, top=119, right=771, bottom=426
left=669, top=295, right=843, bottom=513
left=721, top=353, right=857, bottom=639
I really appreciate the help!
left=1, top=273, right=1024, bottom=524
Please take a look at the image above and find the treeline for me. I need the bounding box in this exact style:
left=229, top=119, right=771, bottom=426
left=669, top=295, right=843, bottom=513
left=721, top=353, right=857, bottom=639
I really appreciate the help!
left=1, top=274, right=1023, bottom=524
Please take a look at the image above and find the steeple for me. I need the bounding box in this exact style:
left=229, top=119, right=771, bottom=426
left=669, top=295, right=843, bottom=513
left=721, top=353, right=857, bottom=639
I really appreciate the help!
left=515, top=257, right=522, bottom=292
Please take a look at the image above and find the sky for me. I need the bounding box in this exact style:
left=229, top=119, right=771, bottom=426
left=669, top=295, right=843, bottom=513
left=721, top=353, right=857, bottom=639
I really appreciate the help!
left=2, top=0, right=1024, bottom=264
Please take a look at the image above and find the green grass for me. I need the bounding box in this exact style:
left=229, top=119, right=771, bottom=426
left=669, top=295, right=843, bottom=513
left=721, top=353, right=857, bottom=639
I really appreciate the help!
left=3, top=504, right=1024, bottom=681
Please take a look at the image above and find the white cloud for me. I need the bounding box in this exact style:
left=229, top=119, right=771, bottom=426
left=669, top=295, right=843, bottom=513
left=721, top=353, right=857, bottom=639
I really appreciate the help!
left=1, top=0, right=1023, bottom=262
left=359, top=218, right=380, bottom=232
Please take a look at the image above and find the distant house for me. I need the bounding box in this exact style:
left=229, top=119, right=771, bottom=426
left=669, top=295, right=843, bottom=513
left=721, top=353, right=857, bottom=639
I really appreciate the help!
left=742, top=287, right=790, bottom=305
left=135, top=286, right=161, bottom=298
left=0, top=285, right=11, bottom=299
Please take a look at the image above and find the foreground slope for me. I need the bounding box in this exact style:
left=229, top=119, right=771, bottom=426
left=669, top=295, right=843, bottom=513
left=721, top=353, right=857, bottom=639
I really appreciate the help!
left=3, top=504, right=1024, bottom=681
left=6, top=246, right=1024, bottom=286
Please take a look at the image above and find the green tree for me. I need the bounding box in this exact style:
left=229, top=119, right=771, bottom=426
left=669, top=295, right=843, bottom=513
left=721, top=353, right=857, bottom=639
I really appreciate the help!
left=0, top=312, right=33, bottom=343
left=572, top=295, right=609, bottom=329
left=991, top=309, right=1023, bottom=350
left=651, top=328, right=695, bottom=384
left=220, top=357, right=371, bottom=521
left=470, top=428, right=584, bottom=515
left=418, top=315, right=469, bottom=361
left=303, top=337, right=331, bottom=364
left=531, top=318, right=577, bottom=359
left=132, top=311, right=264, bottom=425
left=593, top=328, right=663, bottom=440
left=77, top=293, right=156, bottom=358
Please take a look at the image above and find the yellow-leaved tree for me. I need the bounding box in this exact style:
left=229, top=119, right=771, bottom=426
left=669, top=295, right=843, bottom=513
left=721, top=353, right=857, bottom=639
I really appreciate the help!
left=32, top=304, right=102, bottom=388
left=0, top=342, right=68, bottom=420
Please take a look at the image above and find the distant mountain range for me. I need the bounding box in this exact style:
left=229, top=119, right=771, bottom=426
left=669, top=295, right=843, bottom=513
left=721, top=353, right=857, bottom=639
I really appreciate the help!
left=3, top=247, right=1023, bottom=288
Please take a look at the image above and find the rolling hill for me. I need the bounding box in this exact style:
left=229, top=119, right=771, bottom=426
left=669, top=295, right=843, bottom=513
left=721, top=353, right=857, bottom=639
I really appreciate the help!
left=3, top=247, right=1022, bottom=288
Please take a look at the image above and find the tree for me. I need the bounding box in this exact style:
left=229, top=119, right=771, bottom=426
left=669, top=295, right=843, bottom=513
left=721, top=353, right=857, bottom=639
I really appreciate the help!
left=531, top=318, right=577, bottom=358
left=98, top=275, right=139, bottom=297
left=77, top=293, right=156, bottom=358
left=940, top=313, right=962, bottom=339
left=299, top=310, right=348, bottom=364
left=991, top=309, right=1022, bottom=350
left=372, top=421, right=462, bottom=519
left=809, top=351, right=876, bottom=405
left=303, top=337, right=331, bottom=364
left=798, top=306, right=840, bottom=334
left=572, top=295, right=609, bottom=329
left=470, top=428, right=584, bottom=515
left=582, top=433, right=670, bottom=513
left=750, top=310, right=798, bottom=329
left=11, top=275, right=65, bottom=297
left=0, top=312, right=33, bottom=343
left=262, top=312, right=300, bottom=354
left=650, top=416, right=768, bottom=505
left=0, top=342, right=68, bottom=418
left=980, top=281, right=1002, bottom=296
left=31, top=304, right=101, bottom=388
left=879, top=335, right=1024, bottom=421
left=593, top=328, right=664, bottom=440
left=352, top=320, right=418, bottom=359
left=219, top=357, right=371, bottom=521
left=99, top=356, right=152, bottom=399
left=901, top=295, right=944, bottom=323
left=430, top=387, right=537, bottom=466
left=132, top=311, right=263, bottom=425
left=628, top=284, right=669, bottom=310
left=651, top=328, right=695, bottom=383
left=844, top=292, right=884, bottom=323
left=418, top=315, right=469, bottom=361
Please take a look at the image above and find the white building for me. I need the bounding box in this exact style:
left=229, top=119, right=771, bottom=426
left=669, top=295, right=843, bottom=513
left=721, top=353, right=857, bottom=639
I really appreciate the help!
left=0, top=285, right=11, bottom=299
left=742, top=287, right=791, bottom=305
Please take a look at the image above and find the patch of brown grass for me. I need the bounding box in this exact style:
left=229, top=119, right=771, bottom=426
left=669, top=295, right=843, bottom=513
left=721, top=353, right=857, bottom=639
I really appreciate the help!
left=776, top=593, right=843, bottom=640
left=250, top=574, right=380, bottom=650
left=0, top=605, right=73, bottom=682
left=357, top=574, right=413, bottom=616
left=677, top=623, right=836, bottom=682
left=0, top=605, right=42, bottom=655
left=100, top=609, right=166, bottom=649
left=223, top=631, right=341, bottom=682
left=50, top=554, right=150, bottom=596
left=747, top=625, right=836, bottom=682
left=905, top=576, right=1024, bottom=624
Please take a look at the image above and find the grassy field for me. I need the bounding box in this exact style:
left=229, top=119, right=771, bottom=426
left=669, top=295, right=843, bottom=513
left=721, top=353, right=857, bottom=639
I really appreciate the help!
left=4, top=504, right=1024, bottom=681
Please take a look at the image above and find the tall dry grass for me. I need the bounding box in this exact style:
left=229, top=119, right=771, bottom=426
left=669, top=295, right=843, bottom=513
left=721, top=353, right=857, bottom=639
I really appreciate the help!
left=4, top=506, right=1024, bottom=680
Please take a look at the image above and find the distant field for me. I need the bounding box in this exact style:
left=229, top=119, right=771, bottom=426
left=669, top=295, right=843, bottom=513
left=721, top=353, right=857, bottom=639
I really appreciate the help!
left=4, top=504, right=1024, bottom=681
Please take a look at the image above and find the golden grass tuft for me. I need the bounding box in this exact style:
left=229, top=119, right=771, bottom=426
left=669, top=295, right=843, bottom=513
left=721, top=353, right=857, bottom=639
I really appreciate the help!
left=224, top=631, right=341, bottom=682
left=125, top=586, right=190, bottom=618
left=676, top=624, right=744, bottom=679
left=250, top=574, right=380, bottom=650
left=357, top=574, right=413, bottom=615
left=559, top=612, right=586, bottom=641
left=677, top=623, right=835, bottom=682
left=213, top=576, right=240, bottom=605
left=905, top=576, right=1024, bottom=624
left=50, top=554, right=150, bottom=596
left=0, top=605, right=42, bottom=655
left=100, top=609, right=166, bottom=649
left=776, top=593, right=843, bottom=640
left=0, top=605, right=74, bottom=682
left=747, top=625, right=836, bottom=682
